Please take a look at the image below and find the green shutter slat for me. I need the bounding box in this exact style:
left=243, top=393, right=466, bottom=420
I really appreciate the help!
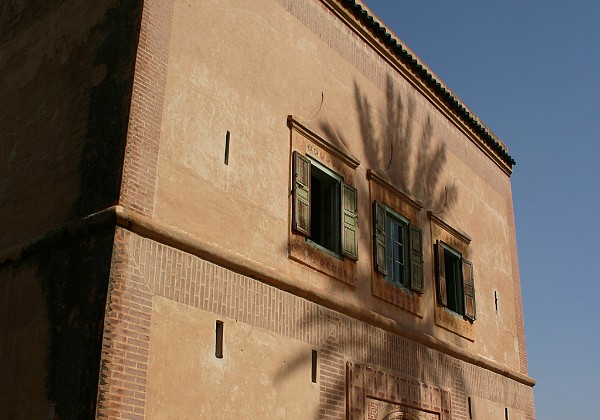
left=373, top=201, right=387, bottom=275
left=292, top=151, right=311, bottom=236
left=341, top=183, right=358, bottom=260
left=436, top=241, right=447, bottom=306
left=410, top=225, right=424, bottom=293
left=462, top=259, right=476, bottom=321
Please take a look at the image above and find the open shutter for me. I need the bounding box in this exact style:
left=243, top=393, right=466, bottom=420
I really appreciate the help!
left=292, top=151, right=311, bottom=236
left=341, top=183, right=358, bottom=260
left=373, top=202, right=387, bottom=274
left=435, top=241, right=447, bottom=306
left=410, top=225, right=424, bottom=293
left=462, top=259, right=476, bottom=321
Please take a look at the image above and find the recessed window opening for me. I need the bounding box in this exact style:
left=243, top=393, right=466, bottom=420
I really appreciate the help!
left=444, top=246, right=464, bottom=315
left=309, top=161, right=341, bottom=255
left=385, top=211, right=410, bottom=288
left=505, top=407, right=509, bottom=420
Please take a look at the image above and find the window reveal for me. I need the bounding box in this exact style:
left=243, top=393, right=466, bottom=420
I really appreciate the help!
left=435, top=241, right=476, bottom=320
left=373, top=201, right=423, bottom=293
left=292, top=151, right=358, bottom=260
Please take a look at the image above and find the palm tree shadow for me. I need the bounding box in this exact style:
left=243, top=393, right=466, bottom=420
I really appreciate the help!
left=278, top=74, right=464, bottom=418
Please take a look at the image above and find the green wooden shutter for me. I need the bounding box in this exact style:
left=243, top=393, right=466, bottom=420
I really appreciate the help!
left=410, top=225, right=424, bottom=293
left=435, top=241, right=447, bottom=306
left=462, top=259, right=476, bottom=321
left=292, top=151, right=311, bottom=236
left=373, top=201, right=387, bottom=275
left=341, top=183, right=358, bottom=260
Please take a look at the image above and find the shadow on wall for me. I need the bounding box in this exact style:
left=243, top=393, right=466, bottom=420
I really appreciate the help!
left=320, top=74, right=457, bottom=211
left=277, top=75, right=462, bottom=418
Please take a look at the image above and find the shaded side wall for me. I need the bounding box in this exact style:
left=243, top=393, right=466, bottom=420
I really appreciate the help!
left=0, top=1, right=144, bottom=416
left=0, top=227, right=115, bottom=418
left=0, top=0, right=143, bottom=249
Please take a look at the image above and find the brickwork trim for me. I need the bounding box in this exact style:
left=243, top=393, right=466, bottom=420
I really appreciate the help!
left=105, top=227, right=535, bottom=418
left=0, top=203, right=535, bottom=389
left=119, top=0, right=175, bottom=216
left=0, top=203, right=535, bottom=390
left=113, top=205, right=534, bottom=387
left=348, top=362, right=450, bottom=420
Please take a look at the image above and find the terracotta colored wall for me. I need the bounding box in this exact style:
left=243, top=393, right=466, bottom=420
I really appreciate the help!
left=103, top=0, right=534, bottom=418
left=119, top=0, right=525, bottom=372
left=98, top=228, right=535, bottom=419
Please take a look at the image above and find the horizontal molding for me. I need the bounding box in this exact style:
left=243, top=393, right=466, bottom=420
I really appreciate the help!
left=288, top=115, right=361, bottom=169
left=0, top=205, right=534, bottom=388
left=320, top=0, right=514, bottom=175
left=367, top=169, right=423, bottom=211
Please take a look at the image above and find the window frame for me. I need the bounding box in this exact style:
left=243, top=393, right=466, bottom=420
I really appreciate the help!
left=430, top=212, right=476, bottom=340
left=305, top=157, right=343, bottom=257
left=292, top=151, right=358, bottom=260
left=368, top=170, right=424, bottom=317
left=288, top=116, right=360, bottom=286
left=375, top=202, right=416, bottom=292
left=439, top=242, right=465, bottom=315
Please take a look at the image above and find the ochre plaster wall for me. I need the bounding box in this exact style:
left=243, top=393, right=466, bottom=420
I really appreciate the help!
left=98, top=228, right=535, bottom=419
left=122, top=0, right=525, bottom=374
left=146, top=296, right=319, bottom=419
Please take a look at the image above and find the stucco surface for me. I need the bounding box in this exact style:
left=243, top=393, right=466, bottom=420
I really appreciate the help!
left=147, top=0, right=522, bottom=372
left=146, top=296, right=319, bottom=419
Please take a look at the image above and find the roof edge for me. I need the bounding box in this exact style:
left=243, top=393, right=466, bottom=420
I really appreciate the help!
left=329, top=0, right=516, bottom=169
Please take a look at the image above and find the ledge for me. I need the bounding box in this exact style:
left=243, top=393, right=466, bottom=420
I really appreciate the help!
left=0, top=206, right=535, bottom=388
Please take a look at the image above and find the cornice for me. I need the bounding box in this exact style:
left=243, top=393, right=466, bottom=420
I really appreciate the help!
left=320, top=0, right=516, bottom=175
left=288, top=115, right=361, bottom=168
left=366, top=169, right=423, bottom=211
left=0, top=206, right=534, bottom=388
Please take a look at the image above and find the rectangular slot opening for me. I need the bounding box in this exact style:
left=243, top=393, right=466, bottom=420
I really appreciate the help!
left=215, top=320, right=224, bottom=358
left=311, top=350, right=317, bottom=383
left=495, top=291, right=499, bottom=313
left=505, top=407, right=509, bottom=420
left=224, top=131, right=230, bottom=165
left=468, top=397, right=472, bottom=419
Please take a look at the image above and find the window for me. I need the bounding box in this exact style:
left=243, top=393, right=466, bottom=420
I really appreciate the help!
left=292, top=151, right=358, bottom=259
left=435, top=241, right=476, bottom=320
left=373, top=202, right=423, bottom=293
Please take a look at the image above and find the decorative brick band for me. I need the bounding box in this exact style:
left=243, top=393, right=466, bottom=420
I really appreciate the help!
left=119, top=0, right=175, bottom=217
left=348, top=361, right=451, bottom=420
left=98, top=227, right=535, bottom=419
left=506, top=197, right=529, bottom=375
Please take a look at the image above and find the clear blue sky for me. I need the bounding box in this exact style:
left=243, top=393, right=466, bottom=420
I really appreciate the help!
left=361, top=1, right=600, bottom=418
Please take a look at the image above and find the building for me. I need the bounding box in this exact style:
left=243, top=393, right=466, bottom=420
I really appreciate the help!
left=0, top=0, right=535, bottom=418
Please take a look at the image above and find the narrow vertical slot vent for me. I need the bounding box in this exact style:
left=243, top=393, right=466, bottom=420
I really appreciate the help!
left=311, top=350, right=318, bottom=383
left=224, top=131, right=230, bottom=165
left=495, top=291, right=499, bottom=314
left=468, top=397, right=473, bottom=419
left=505, top=407, right=509, bottom=420
left=215, top=320, right=224, bottom=358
